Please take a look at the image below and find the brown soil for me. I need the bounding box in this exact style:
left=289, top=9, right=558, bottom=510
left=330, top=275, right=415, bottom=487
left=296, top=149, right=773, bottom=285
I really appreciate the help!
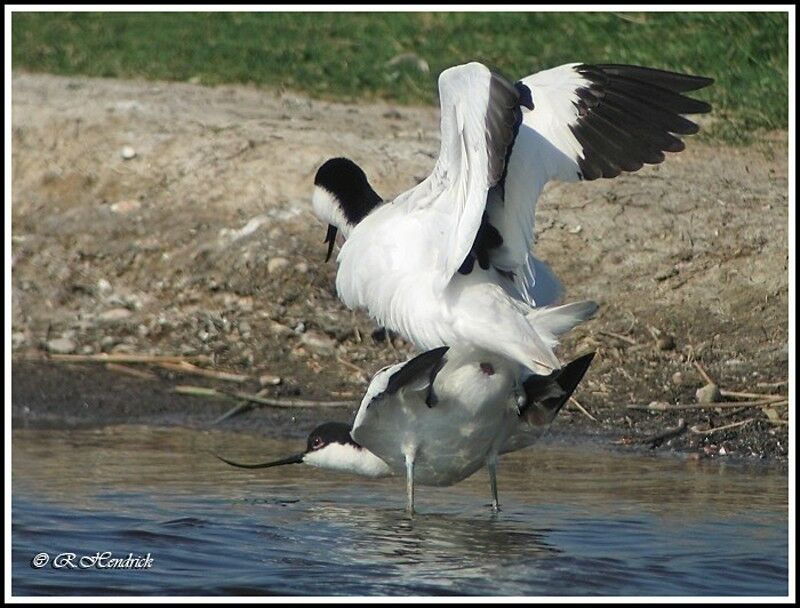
left=11, top=73, right=790, bottom=460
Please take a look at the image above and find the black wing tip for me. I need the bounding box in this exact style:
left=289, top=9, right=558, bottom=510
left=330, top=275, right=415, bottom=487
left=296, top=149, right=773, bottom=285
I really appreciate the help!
left=589, top=63, right=715, bottom=92
left=384, top=346, right=450, bottom=396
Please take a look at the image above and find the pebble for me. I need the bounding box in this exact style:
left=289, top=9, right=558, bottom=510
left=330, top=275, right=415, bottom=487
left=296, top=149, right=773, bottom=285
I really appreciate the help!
left=270, top=321, right=293, bottom=337
left=98, top=308, right=133, bottom=323
left=696, top=383, right=722, bottom=404
left=99, top=336, right=117, bottom=352
left=301, top=331, right=336, bottom=354
left=293, top=321, right=306, bottom=335
left=259, top=374, right=282, bottom=387
left=12, top=332, right=27, bottom=349
left=121, top=146, right=137, bottom=160
left=96, top=278, right=113, bottom=295
left=111, top=343, right=136, bottom=354
left=267, top=257, right=290, bottom=274
left=294, top=262, right=309, bottom=274
left=46, top=337, right=76, bottom=354
left=654, top=267, right=679, bottom=281
left=110, top=199, right=141, bottom=214
left=657, top=335, right=676, bottom=351
left=671, top=371, right=684, bottom=386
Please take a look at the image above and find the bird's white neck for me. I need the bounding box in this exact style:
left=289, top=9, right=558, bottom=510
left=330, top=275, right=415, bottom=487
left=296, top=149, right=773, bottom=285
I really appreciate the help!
left=312, top=186, right=356, bottom=239
left=303, top=442, right=392, bottom=478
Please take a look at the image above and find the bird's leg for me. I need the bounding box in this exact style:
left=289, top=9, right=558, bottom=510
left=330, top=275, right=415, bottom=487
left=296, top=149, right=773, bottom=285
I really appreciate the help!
left=405, top=453, right=415, bottom=518
left=487, top=456, right=501, bottom=512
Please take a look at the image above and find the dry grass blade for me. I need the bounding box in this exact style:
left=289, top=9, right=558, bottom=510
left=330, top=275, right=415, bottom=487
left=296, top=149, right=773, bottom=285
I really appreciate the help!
left=224, top=390, right=355, bottom=409
left=159, top=360, right=249, bottom=383
left=172, top=385, right=232, bottom=399
left=719, top=389, right=786, bottom=401
left=598, top=330, right=638, bottom=345
left=692, top=360, right=717, bottom=386
left=49, top=353, right=211, bottom=364
left=105, top=362, right=158, bottom=380
left=568, top=396, right=598, bottom=422
left=627, top=399, right=788, bottom=411
left=212, top=401, right=254, bottom=425
left=690, top=418, right=756, bottom=435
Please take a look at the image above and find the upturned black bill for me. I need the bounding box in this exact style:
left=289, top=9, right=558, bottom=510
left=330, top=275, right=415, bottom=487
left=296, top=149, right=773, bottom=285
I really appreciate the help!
left=324, top=224, right=338, bottom=262
left=213, top=452, right=304, bottom=469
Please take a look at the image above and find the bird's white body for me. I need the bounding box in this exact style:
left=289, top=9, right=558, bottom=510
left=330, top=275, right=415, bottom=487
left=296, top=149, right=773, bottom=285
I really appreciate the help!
left=315, top=62, right=711, bottom=375
left=351, top=346, right=549, bottom=488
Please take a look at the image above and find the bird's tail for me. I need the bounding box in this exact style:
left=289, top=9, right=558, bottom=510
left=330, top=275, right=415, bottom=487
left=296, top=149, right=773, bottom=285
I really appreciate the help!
left=526, top=300, right=599, bottom=348
left=520, top=351, right=596, bottom=427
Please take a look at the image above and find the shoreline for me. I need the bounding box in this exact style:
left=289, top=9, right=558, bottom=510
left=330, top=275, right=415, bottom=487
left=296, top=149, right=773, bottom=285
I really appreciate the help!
left=12, top=359, right=788, bottom=466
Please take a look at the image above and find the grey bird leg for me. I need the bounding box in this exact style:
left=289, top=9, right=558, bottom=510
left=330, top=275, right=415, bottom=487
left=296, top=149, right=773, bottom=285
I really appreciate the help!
left=487, top=457, right=501, bottom=512
left=405, top=452, right=415, bottom=517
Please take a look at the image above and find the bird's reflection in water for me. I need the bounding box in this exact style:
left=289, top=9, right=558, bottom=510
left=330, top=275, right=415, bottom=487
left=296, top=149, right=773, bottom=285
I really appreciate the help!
left=300, top=500, right=560, bottom=588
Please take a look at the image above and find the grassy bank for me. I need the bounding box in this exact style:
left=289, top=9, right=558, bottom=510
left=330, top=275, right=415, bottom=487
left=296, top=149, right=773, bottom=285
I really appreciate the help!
left=12, top=11, right=788, bottom=141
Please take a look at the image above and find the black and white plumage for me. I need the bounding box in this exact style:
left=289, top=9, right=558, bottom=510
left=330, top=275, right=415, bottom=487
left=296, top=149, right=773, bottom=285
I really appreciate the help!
left=216, top=346, right=595, bottom=514
left=311, top=61, right=712, bottom=374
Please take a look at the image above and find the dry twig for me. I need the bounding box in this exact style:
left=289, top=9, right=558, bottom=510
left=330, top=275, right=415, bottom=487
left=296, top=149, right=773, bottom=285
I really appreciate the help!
left=158, top=360, right=249, bottom=383
left=692, top=360, right=717, bottom=386
left=690, top=418, right=756, bottom=436
left=568, top=396, right=598, bottom=422
left=105, top=362, right=158, bottom=380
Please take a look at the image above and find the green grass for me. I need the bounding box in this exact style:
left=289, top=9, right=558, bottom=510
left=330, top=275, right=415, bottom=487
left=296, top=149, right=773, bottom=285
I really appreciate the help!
left=12, top=12, right=789, bottom=142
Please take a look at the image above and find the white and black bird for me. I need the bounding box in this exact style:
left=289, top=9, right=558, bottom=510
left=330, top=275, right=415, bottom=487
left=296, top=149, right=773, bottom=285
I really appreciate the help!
left=215, top=346, right=595, bottom=515
left=311, top=62, right=712, bottom=374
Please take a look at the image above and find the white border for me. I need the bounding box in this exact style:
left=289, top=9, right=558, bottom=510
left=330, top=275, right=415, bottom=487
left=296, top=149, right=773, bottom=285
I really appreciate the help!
left=5, top=4, right=795, bottom=603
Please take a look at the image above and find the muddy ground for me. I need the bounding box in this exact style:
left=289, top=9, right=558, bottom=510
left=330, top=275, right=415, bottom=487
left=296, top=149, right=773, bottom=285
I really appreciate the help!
left=11, top=73, right=790, bottom=460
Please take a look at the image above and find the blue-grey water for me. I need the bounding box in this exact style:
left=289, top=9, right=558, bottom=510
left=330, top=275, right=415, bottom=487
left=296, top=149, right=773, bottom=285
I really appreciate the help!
left=12, top=426, right=788, bottom=596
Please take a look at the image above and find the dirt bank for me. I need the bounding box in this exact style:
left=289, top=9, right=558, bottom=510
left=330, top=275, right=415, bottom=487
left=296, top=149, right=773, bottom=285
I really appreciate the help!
left=11, top=73, right=790, bottom=459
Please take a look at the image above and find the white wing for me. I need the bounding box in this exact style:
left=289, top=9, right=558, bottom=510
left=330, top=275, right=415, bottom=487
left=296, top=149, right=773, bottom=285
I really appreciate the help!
left=393, top=62, right=522, bottom=288
left=485, top=63, right=714, bottom=304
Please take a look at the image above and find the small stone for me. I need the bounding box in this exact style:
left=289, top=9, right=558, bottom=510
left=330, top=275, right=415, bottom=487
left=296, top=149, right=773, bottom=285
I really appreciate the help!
left=267, top=257, right=290, bottom=274
left=293, top=321, right=306, bottom=335
left=111, top=343, right=136, bottom=354
left=46, top=338, right=76, bottom=354
left=79, top=344, right=95, bottom=355
left=96, top=278, right=112, bottom=295
left=568, top=224, right=583, bottom=234
left=301, top=330, right=336, bottom=354
left=718, top=446, right=728, bottom=456
left=259, top=374, right=282, bottom=387
left=99, top=336, right=117, bottom=352
left=657, top=335, right=676, bottom=351
left=654, top=267, right=679, bottom=281
left=696, top=383, right=722, bottom=404
left=121, top=145, right=137, bottom=160
left=12, top=332, right=27, bottom=349
left=110, top=199, right=141, bottom=214
left=98, top=308, right=132, bottom=323
left=294, top=262, right=309, bottom=274
left=671, top=372, right=684, bottom=386
left=270, top=321, right=293, bottom=337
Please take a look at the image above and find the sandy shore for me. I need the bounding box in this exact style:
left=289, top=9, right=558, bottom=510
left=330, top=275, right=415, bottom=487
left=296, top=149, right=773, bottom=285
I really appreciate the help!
left=11, top=73, right=789, bottom=460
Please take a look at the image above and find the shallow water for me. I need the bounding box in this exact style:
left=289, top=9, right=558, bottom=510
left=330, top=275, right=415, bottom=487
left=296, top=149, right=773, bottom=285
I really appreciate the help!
left=12, top=426, right=788, bottom=596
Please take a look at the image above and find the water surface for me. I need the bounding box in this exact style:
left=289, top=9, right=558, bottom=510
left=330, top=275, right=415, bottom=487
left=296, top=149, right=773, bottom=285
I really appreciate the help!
left=12, top=426, right=788, bottom=596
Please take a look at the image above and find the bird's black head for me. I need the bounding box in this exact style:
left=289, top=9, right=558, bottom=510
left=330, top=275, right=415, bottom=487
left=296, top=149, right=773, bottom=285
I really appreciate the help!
left=212, top=421, right=360, bottom=472
left=312, top=157, right=383, bottom=261
left=306, top=421, right=360, bottom=452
